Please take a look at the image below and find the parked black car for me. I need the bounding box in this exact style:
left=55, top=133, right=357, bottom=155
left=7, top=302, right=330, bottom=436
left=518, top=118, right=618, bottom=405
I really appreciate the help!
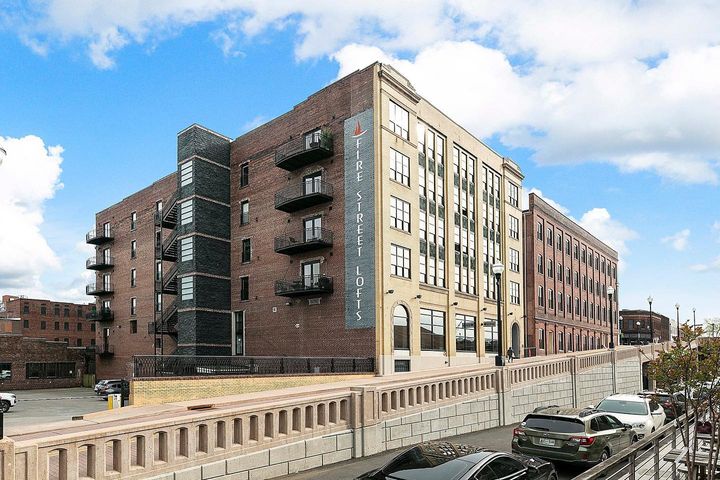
left=638, top=390, right=686, bottom=422
left=98, top=380, right=129, bottom=401
left=356, top=441, right=557, bottom=480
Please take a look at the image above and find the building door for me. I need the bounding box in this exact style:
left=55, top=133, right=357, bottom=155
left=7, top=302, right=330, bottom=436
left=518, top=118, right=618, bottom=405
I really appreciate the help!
left=102, top=274, right=111, bottom=290
left=548, top=331, right=555, bottom=354
left=511, top=323, right=520, bottom=356
left=303, top=172, right=322, bottom=195
left=302, top=261, right=320, bottom=288
left=103, top=222, right=111, bottom=237
left=304, top=216, right=321, bottom=241
left=232, top=311, right=244, bottom=356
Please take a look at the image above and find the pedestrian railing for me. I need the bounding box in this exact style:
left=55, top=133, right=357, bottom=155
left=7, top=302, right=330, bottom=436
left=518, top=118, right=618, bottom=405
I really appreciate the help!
left=572, top=413, right=693, bottom=480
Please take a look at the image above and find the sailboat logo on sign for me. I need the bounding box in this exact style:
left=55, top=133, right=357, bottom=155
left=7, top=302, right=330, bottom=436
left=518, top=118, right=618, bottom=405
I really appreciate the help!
left=353, top=120, right=366, bottom=138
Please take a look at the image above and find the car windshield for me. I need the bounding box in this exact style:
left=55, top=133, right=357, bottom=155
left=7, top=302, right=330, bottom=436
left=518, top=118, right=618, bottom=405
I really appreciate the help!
left=597, top=399, right=648, bottom=415
left=371, top=445, right=477, bottom=480
left=523, top=415, right=585, bottom=433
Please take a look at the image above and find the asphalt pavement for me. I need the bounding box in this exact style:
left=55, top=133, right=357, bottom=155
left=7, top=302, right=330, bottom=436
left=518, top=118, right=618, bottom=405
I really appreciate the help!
left=2, top=387, right=108, bottom=432
left=280, top=423, right=592, bottom=480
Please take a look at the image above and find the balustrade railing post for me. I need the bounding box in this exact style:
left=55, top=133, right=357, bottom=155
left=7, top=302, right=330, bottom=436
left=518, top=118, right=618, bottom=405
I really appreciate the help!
left=629, top=451, right=636, bottom=480
left=654, top=437, right=661, bottom=480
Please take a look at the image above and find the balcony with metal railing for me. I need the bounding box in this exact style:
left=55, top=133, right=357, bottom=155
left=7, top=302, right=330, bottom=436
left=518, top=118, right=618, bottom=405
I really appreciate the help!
left=275, top=180, right=334, bottom=212
left=160, top=230, right=178, bottom=261
left=275, top=274, right=333, bottom=297
left=275, top=129, right=333, bottom=171
left=86, top=307, right=114, bottom=322
left=155, top=264, right=178, bottom=295
left=86, top=226, right=113, bottom=245
left=85, top=255, right=114, bottom=271
left=154, top=190, right=178, bottom=228
left=86, top=283, right=114, bottom=296
left=274, top=227, right=333, bottom=255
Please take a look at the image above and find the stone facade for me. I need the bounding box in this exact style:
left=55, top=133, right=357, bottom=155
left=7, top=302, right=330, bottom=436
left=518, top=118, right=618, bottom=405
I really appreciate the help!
left=1, top=295, right=96, bottom=347
left=523, top=193, right=619, bottom=355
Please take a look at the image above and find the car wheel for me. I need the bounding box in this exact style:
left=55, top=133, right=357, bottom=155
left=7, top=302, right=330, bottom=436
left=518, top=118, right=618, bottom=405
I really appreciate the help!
left=599, top=449, right=610, bottom=463
left=0, top=400, right=10, bottom=413
left=547, top=474, right=558, bottom=480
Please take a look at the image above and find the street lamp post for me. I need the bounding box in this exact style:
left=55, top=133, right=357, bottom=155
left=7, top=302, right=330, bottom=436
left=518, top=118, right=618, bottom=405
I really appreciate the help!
left=492, top=262, right=505, bottom=367
left=675, top=303, right=680, bottom=343
left=608, top=286, right=615, bottom=349
left=693, top=308, right=697, bottom=329
left=636, top=321, right=641, bottom=344
left=647, top=296, right=654, bottom=343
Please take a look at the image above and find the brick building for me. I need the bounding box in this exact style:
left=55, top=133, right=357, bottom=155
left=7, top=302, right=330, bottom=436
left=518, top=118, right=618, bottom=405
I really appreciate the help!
left=88, top=63, right=526, bottom=377
left=1, top=295, right=96, bottom=347
left=0, top=335, right=87, bottom=390
left=619, top=309, right=671, bottom=344
left=523, top=193, right=619, bottom=355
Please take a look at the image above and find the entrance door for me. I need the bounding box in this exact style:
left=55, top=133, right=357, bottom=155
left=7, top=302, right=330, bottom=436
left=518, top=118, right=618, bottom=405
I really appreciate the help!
left=511, top=323, right=520, bottom=356
left=304, top=216, right=322, bottom=241
left=302, top=261, right=320, bottom=288
left=303, top=172, right=322, bottom=195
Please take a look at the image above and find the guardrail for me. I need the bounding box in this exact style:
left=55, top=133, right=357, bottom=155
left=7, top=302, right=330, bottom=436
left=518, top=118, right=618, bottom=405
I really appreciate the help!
left=572, top=412, right=693, bottom=480
left=133, top=355, right=375, bottom=378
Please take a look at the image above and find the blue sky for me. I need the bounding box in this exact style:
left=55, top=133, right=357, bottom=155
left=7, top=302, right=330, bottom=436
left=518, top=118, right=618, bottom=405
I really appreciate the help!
left=0, top=1, right=718, bottom=327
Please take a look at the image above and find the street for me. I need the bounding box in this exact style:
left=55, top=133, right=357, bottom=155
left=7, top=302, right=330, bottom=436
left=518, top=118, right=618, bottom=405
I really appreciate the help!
left=2, top=387, right=107, bottom=433
left=280, top=423, right=592, bottom=480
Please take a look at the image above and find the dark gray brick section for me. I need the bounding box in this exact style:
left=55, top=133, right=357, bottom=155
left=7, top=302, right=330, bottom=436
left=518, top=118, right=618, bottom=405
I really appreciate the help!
left=195, top=199, right=231, bottom=239
left=178, top=126, right=231, bottom=167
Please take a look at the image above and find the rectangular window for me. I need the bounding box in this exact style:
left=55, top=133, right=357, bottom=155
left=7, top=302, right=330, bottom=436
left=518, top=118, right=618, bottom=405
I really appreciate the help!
left=63, top=308, right=69, bottom=317
left=155, top=261, right=162, bottom=282
left=130, top=268, right=136, bottom=287
left=240, top=276, right=249, bottom=301
left=130, top=211, right=137, bottom=230
left=0, top=363, right=11, bottom=380
left=180, top=276, right=194, bottom=301
left=130, top=320, right=137, bottom=334
left=390, top=149, right=410, bottom=186
left=77, top=322, right=82, bottom=331
left=54, top=305, right=60, bottom=316
left=390, top=196, right=411, bottom=232
left=509, top=248, right=520, bottom=272
left=156, top=200, right=163, bottom=213
left=239, top=162, right=249, bottom=188
left=63, top=322, right=69, bottom=331
left=54, top=321, right=59, bottom=330
left=389, top=100, right=409, bottom=139
left=180, top=199, right=193, bottom=226
left=547, top=227, right=553, bottom=245
left=40, top=321, right=46, bottom=330
left=241, top=238, right=251, bottom=263
left=390, top=244, right=411, bottom=278
left=537, top=222, right=543, bottom=240
left=180, top=236, right=193, bottom=262
left=240, top=200, right=250, bottom=225
left=25, top=362, right=75, bottom=379
left=420, top=308, right=445, bottom=351
left=130, top=240, right=137, bottom=259
left=484, top=321, right=498, bottom=354
left=156, top=293, right=162, bottom=312
left=508, top=182, right=519, bottom=208
left=510, top=281, right=520, bottom=305
left=455, top=314, right=476, bottom=352
left=40, top=305, right=47, bottom=315
left=23, top=304, right=29, bottom=314
left=233, top=311, right=245, bottom=356
left=180, top=160, right=193, bottom=187
left=509, top=215, right=519, bottom=240
left=538, top=329, right=546, bottom=350
left=538, top=286, right=544, bottom=306
left=548, top=289, right=555, bottom=309
left=23, top=319, right=29, bottom=328
left=130, top=297, right=137, bottom=316
left=537, top=254, right=543, bottom=274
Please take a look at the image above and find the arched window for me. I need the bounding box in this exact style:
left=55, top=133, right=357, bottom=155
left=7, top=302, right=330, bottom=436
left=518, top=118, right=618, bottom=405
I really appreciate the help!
left=393, top=305, right=409, bottom=350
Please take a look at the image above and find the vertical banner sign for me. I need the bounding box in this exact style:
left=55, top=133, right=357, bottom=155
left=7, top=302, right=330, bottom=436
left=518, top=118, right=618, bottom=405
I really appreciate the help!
left=344, top=108, right=375, bottom=329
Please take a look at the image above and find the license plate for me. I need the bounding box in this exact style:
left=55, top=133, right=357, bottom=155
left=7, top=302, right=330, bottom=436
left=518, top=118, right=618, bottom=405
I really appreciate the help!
left=538, top=438, right=556, bottom=447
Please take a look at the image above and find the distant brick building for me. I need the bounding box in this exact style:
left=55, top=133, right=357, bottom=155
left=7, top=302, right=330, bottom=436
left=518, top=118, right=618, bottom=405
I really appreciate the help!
left=619, top=309, right=671, bottom=344
left=1, top=295, right=97, bottom=347
left=0, top=335, right=87, bottom=390
left=523, top=193, right=619, bottom=355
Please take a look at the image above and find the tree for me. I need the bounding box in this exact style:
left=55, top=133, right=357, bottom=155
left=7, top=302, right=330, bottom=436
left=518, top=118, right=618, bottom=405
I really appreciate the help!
left=649, top=324, right=720, bottom=479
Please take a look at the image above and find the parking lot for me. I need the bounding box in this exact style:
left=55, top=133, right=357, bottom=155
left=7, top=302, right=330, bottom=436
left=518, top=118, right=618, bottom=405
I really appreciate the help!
left=2, top=387, right=108, bottom=433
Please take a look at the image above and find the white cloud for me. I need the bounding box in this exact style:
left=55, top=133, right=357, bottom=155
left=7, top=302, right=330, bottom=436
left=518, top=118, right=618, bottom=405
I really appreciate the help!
left=8, top=1, right=720, bottom=183
left=578, top=208, right=638, bottom=262
left=691, top=256, right=720, bottom=273
left=661, top=229, right=691, bottom=251
left=521, top=187, right=569, bottom=215
left=0, top=135, right=63, bottom=290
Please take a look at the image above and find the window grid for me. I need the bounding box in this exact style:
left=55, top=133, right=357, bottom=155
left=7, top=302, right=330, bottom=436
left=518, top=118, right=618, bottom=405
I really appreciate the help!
left=180, top=160, right=193, bottom=187
left=388, top=100, right=409, bottom=139
left=390, top=196, right=411, bottom=232
left=390, top=149, right=410, bottom=186
left=390, top=244, right=411, bottom=278
left=180, top=276, right=194, bottom=301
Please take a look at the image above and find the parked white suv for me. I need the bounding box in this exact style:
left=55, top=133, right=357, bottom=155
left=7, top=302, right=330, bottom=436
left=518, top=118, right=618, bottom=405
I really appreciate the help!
left=593, top=394, right=666, bottom=438
left=0, top=392, right=17, bottom=413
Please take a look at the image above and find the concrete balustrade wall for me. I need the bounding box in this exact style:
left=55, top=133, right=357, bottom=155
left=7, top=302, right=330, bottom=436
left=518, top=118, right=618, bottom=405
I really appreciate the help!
left=1, top=344, right=669, bottom=480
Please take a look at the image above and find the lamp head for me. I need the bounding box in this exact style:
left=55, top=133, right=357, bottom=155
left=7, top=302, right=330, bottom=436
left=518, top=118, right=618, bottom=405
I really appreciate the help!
left=647, top=295, right=653, bottom=304
left=415, top=294, right=422, bottom=299
left=675, top=303, right=680, bottom=309
left=491, top=262, right=504, bottom=275
left=386, top=289, right=394, bottom=294
left=607, top=286, right=614, bottom=296
left=451, top=301, right=458, bottom=306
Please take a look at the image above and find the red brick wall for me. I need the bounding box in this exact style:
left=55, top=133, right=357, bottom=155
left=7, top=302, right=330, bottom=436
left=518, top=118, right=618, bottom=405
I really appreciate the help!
left=93, top=173, right=178, bottom=379
left=0, top=335, right=87, bottom=390
left=2, top=295, right=96, bottom=347
left=523, top=193, right=619, bottom=354
left=228, top=65, right=376, bottom=358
